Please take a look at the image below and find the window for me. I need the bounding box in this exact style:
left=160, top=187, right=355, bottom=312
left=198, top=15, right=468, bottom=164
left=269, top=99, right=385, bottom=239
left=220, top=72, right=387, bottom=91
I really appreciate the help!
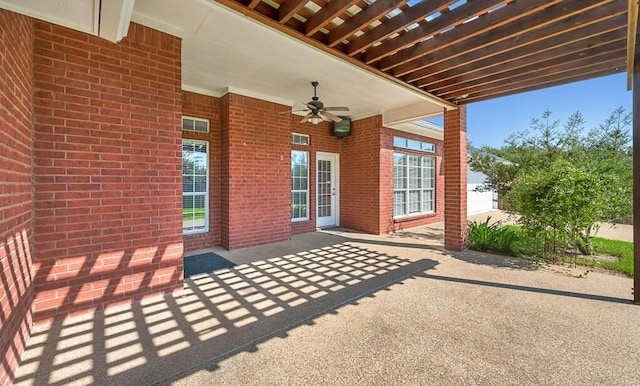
left=291, top=150, right=309, bottom=221
left=182, top=116, right=209, bottom=133
left=393, top=136, right=435, bottom=152
left=182, top=139, right=208, bottom=234
left=393, top=154, right=435, bottom=217
left=292, top=133, right=310, bottom=145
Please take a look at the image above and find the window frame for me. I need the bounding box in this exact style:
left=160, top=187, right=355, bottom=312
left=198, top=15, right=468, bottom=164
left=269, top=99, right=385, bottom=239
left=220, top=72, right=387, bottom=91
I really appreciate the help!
left=291, top=133, right=310, bottom=146
left=182, top=138, right=209, bottom=235
left=393, top=152, right=436, bottom=218
left=393, top=136, right=436, bottom=153
left=182, top=116, right=210, bottom=133
left=291, top=150, right=310, bottom=222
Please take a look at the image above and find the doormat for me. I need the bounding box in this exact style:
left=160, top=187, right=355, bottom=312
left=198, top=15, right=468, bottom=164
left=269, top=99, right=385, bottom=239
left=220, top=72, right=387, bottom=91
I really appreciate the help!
left=184, top=252, right=236, bottom=278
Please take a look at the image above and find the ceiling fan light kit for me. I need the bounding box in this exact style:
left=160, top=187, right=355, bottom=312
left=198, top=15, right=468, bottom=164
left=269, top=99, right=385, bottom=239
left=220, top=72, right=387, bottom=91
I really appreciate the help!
left=308, top=114, right=324, bottom=125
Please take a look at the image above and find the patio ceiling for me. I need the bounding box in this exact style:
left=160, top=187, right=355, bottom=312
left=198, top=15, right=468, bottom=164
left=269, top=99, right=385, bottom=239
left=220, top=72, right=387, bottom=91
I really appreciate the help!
left=1, top=0, right=629, bottom=123
left=215, top=0, right=629, bottom=105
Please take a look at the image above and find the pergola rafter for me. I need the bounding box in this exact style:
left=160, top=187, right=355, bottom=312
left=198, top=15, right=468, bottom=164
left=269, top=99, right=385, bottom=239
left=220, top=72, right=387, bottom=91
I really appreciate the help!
left=222, top=0, right=627, bottom=105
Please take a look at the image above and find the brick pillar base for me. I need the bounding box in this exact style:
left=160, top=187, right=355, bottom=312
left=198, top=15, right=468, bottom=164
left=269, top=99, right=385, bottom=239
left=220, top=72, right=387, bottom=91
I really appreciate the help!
left=444, top=106, right=468, bottom=250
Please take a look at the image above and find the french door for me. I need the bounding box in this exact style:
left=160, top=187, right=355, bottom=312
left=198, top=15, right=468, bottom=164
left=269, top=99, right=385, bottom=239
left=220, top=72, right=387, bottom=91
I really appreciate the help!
left=316, top=152, right=339, bottom=227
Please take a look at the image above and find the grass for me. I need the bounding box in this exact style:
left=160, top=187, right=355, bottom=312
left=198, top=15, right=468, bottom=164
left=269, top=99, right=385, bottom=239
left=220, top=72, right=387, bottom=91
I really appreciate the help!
left=469, top=223, right=634, bottom=277
left=183, top=208, right=205, bottom=220
left=574, top=237, right=634, bottom=277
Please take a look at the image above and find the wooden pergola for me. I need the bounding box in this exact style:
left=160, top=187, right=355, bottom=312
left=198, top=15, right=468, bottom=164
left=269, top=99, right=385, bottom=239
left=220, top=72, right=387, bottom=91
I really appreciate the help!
left=218, top=0, right=626, bottom=104
left=218, top=0, right=637, bottom=303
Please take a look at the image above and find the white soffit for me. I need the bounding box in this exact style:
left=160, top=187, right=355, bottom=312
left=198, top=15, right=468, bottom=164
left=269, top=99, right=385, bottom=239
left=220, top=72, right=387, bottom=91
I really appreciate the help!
left=132, top=0, right=451, bottom=121
left=0, top=0, right=99, bottom=35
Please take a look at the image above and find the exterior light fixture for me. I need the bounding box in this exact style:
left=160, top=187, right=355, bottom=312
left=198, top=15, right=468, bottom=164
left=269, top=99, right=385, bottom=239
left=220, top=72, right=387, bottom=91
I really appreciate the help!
left=308, top=114, right=323, bottom=124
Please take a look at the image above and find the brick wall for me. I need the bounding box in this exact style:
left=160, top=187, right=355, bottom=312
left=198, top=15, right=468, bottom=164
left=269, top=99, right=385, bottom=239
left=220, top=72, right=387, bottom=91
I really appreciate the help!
left=444, top=106, right=468, bottom=250
left=220, top=94, right=291, bottom=249
left=290, top=118, right=341, bottom=235
left=340, top=115, right=382, bottom=234
left=340, top=115, right=446, bottom=235
left=182, top=91, right=222, bottom=252
left=0, top=10, right=34, bottom=386
left=32, top=21, right=184, bottom=323
left=383, top=128, right=445, bottom=233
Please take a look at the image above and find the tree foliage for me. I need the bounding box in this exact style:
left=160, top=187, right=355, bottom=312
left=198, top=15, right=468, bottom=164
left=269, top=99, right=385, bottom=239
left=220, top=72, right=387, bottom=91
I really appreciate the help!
left=469, top=107, right=632, bottom=256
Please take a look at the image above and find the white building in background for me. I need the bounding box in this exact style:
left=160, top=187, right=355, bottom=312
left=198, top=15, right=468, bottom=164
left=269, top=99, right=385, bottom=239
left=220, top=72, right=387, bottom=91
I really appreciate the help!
left=467, top=167, right=498, bottom=215
left=466, top=146, right=512, bottom=215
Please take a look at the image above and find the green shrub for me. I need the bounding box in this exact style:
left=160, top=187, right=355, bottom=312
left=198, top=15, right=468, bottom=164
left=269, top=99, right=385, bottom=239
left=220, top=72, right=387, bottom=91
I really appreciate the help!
left=468, top=218, right=519, bottom=256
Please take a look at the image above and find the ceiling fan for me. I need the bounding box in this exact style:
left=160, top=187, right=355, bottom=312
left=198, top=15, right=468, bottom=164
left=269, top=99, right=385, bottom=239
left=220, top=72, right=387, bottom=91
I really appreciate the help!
left=296, top=81, right=349, bottom=124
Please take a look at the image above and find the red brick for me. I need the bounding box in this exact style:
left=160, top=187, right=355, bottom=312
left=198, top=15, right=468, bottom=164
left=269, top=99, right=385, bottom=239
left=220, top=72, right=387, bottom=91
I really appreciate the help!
left=217, top=93, right=294, bottom=249
left=31, top=20, right=184, bottom=324
left=0, top=10, right=35, bottom=385
left=182, top=91, right=223, bottom=252
left=444, top=106, right=468, bottom=250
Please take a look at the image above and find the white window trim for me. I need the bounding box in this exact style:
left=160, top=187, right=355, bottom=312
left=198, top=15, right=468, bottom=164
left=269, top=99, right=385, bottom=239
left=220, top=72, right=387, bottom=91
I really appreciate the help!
left=182, top=116, right=210, bottom=133
left=183, top=139, right=209, bottom=235
left=393, top=136, right=436, bottom=153
left=316, top=151, right=340, bottom=227
left=393, top=153, right=436, bottom=218
left=291, top=150, right=310, bottom=222
left=291, top=132, right=310, bottom=146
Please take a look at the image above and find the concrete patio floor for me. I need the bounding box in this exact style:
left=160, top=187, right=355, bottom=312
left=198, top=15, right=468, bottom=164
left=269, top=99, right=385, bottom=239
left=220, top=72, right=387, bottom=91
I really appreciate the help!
left=13, top=223, right=639, bottom=385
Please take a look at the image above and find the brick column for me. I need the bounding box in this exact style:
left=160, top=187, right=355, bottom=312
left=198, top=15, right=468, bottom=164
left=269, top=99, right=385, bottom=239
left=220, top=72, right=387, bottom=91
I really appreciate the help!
left=0, top=9, right=34, bottom=386
left=444, top=106, right=468, bottom=250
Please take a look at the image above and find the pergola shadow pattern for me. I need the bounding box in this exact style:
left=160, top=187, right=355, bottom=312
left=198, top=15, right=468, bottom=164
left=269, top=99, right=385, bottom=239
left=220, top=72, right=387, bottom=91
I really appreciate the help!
left=14, top=243, right=438, bottom=385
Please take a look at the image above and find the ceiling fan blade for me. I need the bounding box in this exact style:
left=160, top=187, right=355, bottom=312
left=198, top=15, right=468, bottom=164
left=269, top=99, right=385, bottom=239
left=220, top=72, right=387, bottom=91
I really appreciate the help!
left=321, top=111, right=342, bottom=123
left=300, top=113, right=312, bottom=123
left=323, top=107, right=349, bottom=111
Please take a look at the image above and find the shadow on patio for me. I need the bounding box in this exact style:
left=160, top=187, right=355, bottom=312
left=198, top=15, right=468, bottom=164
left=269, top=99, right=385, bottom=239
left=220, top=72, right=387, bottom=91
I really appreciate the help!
left=14, top=233, right=441, bottom=385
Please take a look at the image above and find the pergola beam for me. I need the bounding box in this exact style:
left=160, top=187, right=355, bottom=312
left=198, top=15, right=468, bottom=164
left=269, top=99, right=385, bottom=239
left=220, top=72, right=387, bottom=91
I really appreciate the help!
left=304, top=0, right=358, bottom=36
left=462, top=67, right=623, bottom=104
left=433, top=38, right=627, bottom=98
left=627, top=0, right=639, bottom=89
left=363, top=0, right=504, bottom=64
left=345, top=0, right=455, bottom=56
left=326, top=0, right=409, bottom=47
left=381, top=0, right=564, bottom=73
left=278, top=0, right=308, bottom=24
left=408, top=12, right=627, bottom=85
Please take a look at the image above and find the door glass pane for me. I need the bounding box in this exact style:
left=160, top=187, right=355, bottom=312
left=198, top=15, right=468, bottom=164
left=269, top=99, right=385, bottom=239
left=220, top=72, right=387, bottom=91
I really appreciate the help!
left=318, top=159, right=332, bottom=218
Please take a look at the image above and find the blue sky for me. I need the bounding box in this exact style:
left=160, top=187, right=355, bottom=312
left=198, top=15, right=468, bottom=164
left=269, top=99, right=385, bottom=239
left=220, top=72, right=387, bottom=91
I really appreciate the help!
left=446, top=73, right=632, bottom=148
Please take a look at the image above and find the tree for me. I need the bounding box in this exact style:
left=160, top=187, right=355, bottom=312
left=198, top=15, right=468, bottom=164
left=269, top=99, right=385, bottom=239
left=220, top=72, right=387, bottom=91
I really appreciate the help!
left=469, top=107, right=632, bottom=256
